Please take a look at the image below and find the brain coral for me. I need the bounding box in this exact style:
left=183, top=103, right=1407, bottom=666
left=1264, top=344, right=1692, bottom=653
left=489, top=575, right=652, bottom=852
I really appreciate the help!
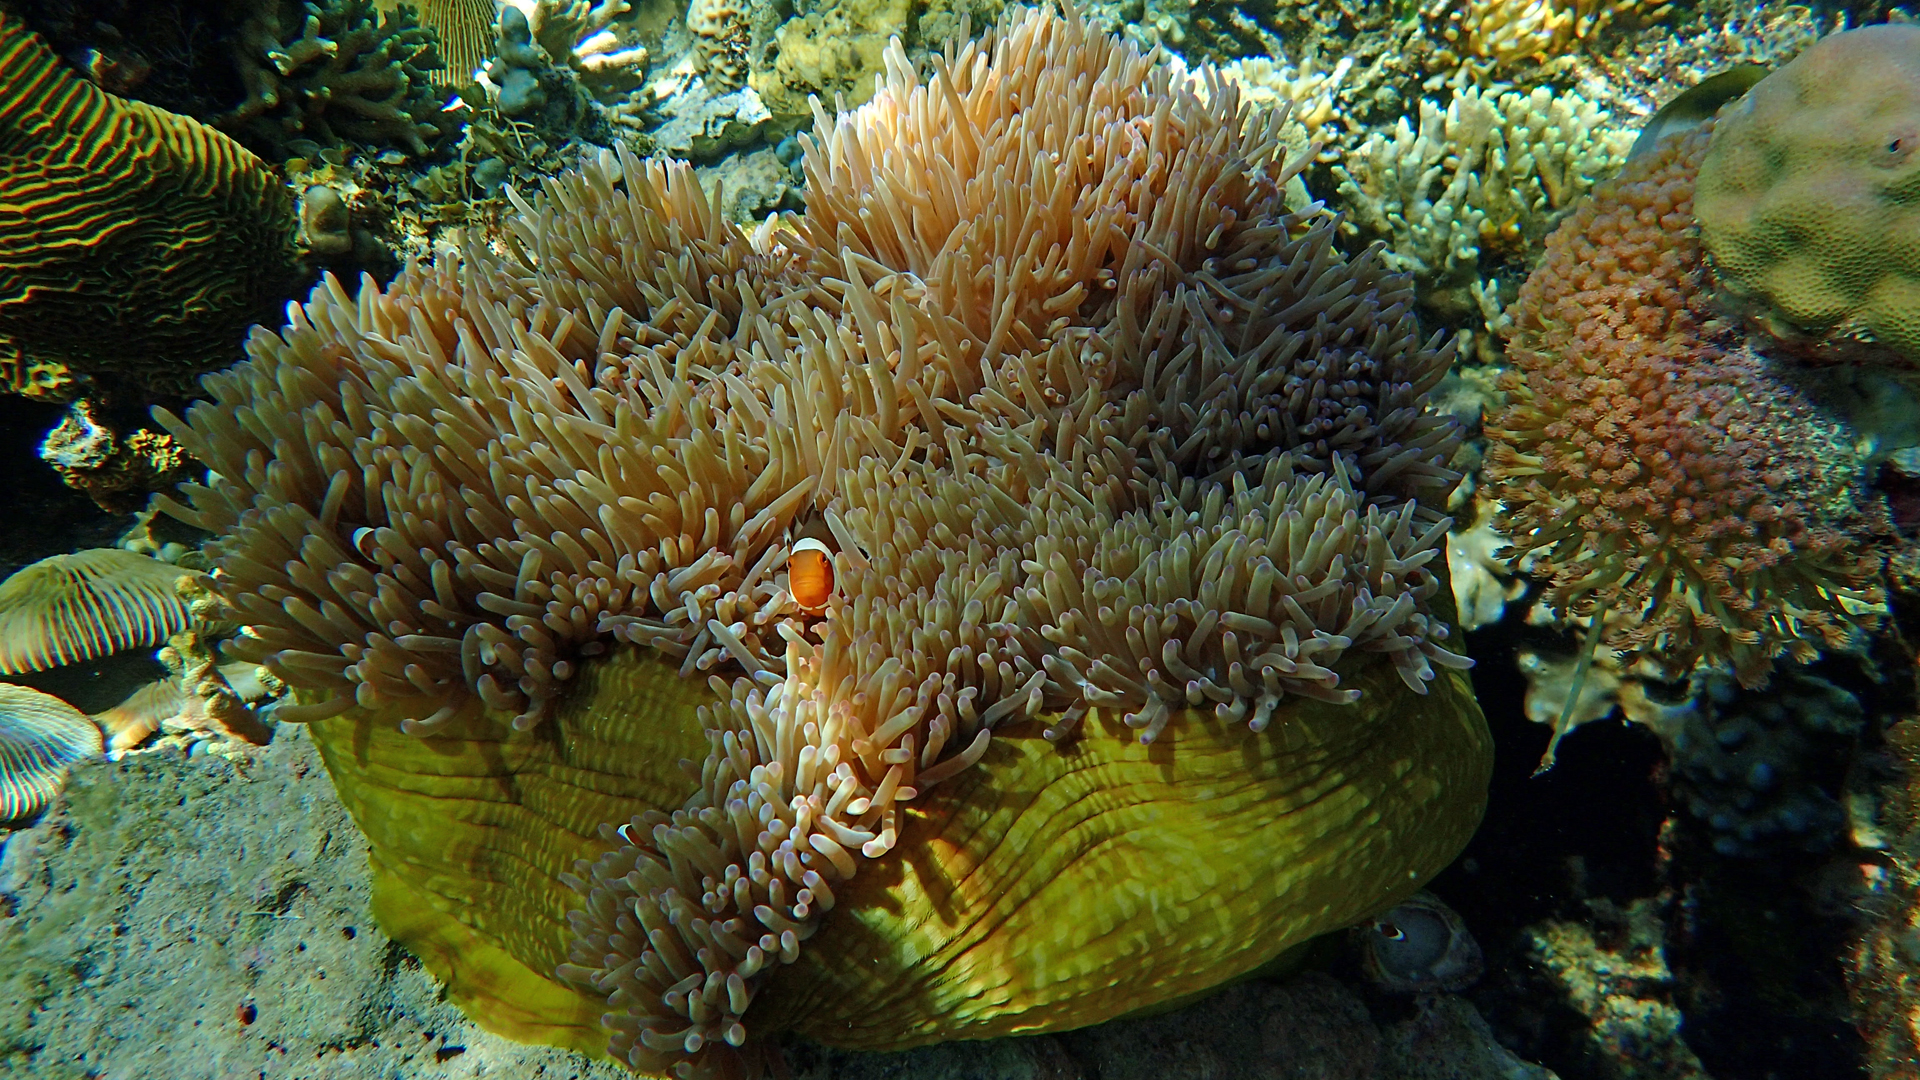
left=0, top=11, right=302, bottom=401
left=1694, top=24, right=1920, bottom=365
left=1486, top=125, right=1887, bottom=689
left=159, top=7, right=1490, bottom=1076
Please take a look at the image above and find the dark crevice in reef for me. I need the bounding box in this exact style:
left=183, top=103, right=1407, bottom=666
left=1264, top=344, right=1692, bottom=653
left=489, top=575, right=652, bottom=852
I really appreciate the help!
left=1433, top=613, right=1874, bottom=1080
left=0, top=394, right=127, bottom=578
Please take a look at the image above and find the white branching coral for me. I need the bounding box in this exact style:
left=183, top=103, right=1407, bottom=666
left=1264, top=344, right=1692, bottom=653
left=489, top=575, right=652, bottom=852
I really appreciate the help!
left=1332, top=83, right=1633, bottom=337
left=1214, top=53, right=1354, bottom=155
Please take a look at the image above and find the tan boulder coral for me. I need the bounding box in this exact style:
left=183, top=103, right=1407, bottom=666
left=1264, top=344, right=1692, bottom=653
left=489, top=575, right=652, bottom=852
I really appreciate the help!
left=1695, top=24, right=1920, bottom=366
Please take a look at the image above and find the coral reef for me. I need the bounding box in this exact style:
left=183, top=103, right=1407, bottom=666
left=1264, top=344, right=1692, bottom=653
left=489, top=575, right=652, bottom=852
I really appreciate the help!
left=1695, top=24, right=1920, bottom=368
left=217, top=0, right=460, bottom=161
left=0, top=683, right=100, bottom=822
left=1333, top=82, right=1634, bottom=349
left=1529, top=896, right=1711, bottom=1080
left=218, top=0, right=462, bottom=161
left=0, top=549, right=203, bottom=676
left=1626, top=667, right=1865, bottom=858
left=1448, top=498, right=1525, bottom=633
left=688, top=0, right=752, bottom=92
left=158, top=6, right=1489, bottom=1076
left=468, top=0, right=648, bottom=168
left=1424, top=0, right=1673, bottom=77
left=750, top=0, right=910, bottom=116
left=0, top=12, right=302, bottom=403
left=36, top=401, right=194, bottom=514
left=410, top=0, right=502, bottom=84
left=1484, top=125, right=1888, bottom=687
left=1852, top=710, right=1920, bottom=1079
left=1215, top=53, right=1351, bottom=145
left=498, top=0, right=649, bottom=101
left=87, top=660, right=279, bottom=752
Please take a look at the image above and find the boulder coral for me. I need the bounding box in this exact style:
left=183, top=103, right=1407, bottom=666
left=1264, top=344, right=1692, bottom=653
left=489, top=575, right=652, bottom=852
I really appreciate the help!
left=1695, top=25, right=1920, bottom=367
left=0, top=12, right=302, bottom=402
left=1486, top=125, right=1888, bottom=690
left=158, top=6, right=1491, bottom=1076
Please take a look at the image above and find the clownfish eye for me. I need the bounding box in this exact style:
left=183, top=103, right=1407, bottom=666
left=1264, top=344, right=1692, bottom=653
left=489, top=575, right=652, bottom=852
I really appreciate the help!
left=789, top=537, right=836, bottom=614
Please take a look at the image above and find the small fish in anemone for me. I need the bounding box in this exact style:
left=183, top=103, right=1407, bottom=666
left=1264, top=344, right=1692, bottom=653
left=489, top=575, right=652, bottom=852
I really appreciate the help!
left=785, top=538, right=836, bottom=615
left=156, top=6, right=1491, bottom=1077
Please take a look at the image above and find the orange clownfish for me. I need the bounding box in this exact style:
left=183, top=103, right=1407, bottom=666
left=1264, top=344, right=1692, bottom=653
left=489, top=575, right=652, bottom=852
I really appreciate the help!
left=789, top=537, right=836, bottom=615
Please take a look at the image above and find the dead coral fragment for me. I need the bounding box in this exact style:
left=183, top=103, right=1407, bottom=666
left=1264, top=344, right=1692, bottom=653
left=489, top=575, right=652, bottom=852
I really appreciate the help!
left=0, top=683, right=101, bottom=822
left=0, top=12, right=302, bottom=402
left=1486, top=127, right=1886, bottom=686
left=37, top=400, right=195, bottom=513
left=0, top=549, right=204, bottom=675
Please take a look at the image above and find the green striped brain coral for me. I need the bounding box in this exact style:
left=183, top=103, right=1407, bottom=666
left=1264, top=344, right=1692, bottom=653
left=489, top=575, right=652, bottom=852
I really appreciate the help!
left=0, top=11, right=300, bottom=401
left=158, top=7, right=1493, bottom=1076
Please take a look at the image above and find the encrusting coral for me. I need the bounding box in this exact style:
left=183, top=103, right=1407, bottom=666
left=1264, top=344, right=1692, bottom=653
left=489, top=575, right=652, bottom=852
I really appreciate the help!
left=1694, top=24, right=1920, bottom=368
left=0, top=11, right=302, bottom=402
left=158, top=6, right=1490, bottom=1075
left=1485, top=125, right=1887, bottom=690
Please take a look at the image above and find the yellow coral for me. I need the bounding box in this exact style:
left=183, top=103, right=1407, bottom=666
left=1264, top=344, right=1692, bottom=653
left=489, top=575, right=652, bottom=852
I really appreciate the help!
left=1430, top=0, right=1672, bottom=70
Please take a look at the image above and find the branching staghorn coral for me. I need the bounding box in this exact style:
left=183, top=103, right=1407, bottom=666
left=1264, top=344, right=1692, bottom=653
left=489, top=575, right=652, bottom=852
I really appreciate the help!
left=219, top=0, right=461, bottom=160
left=1485, top=126, right=1887, bottom=687
left=160, top=7, right=1479, bottom=1076
left=1333, top=82, right=1634, bottom=341
left=500, top=0, right=648, bottom=98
